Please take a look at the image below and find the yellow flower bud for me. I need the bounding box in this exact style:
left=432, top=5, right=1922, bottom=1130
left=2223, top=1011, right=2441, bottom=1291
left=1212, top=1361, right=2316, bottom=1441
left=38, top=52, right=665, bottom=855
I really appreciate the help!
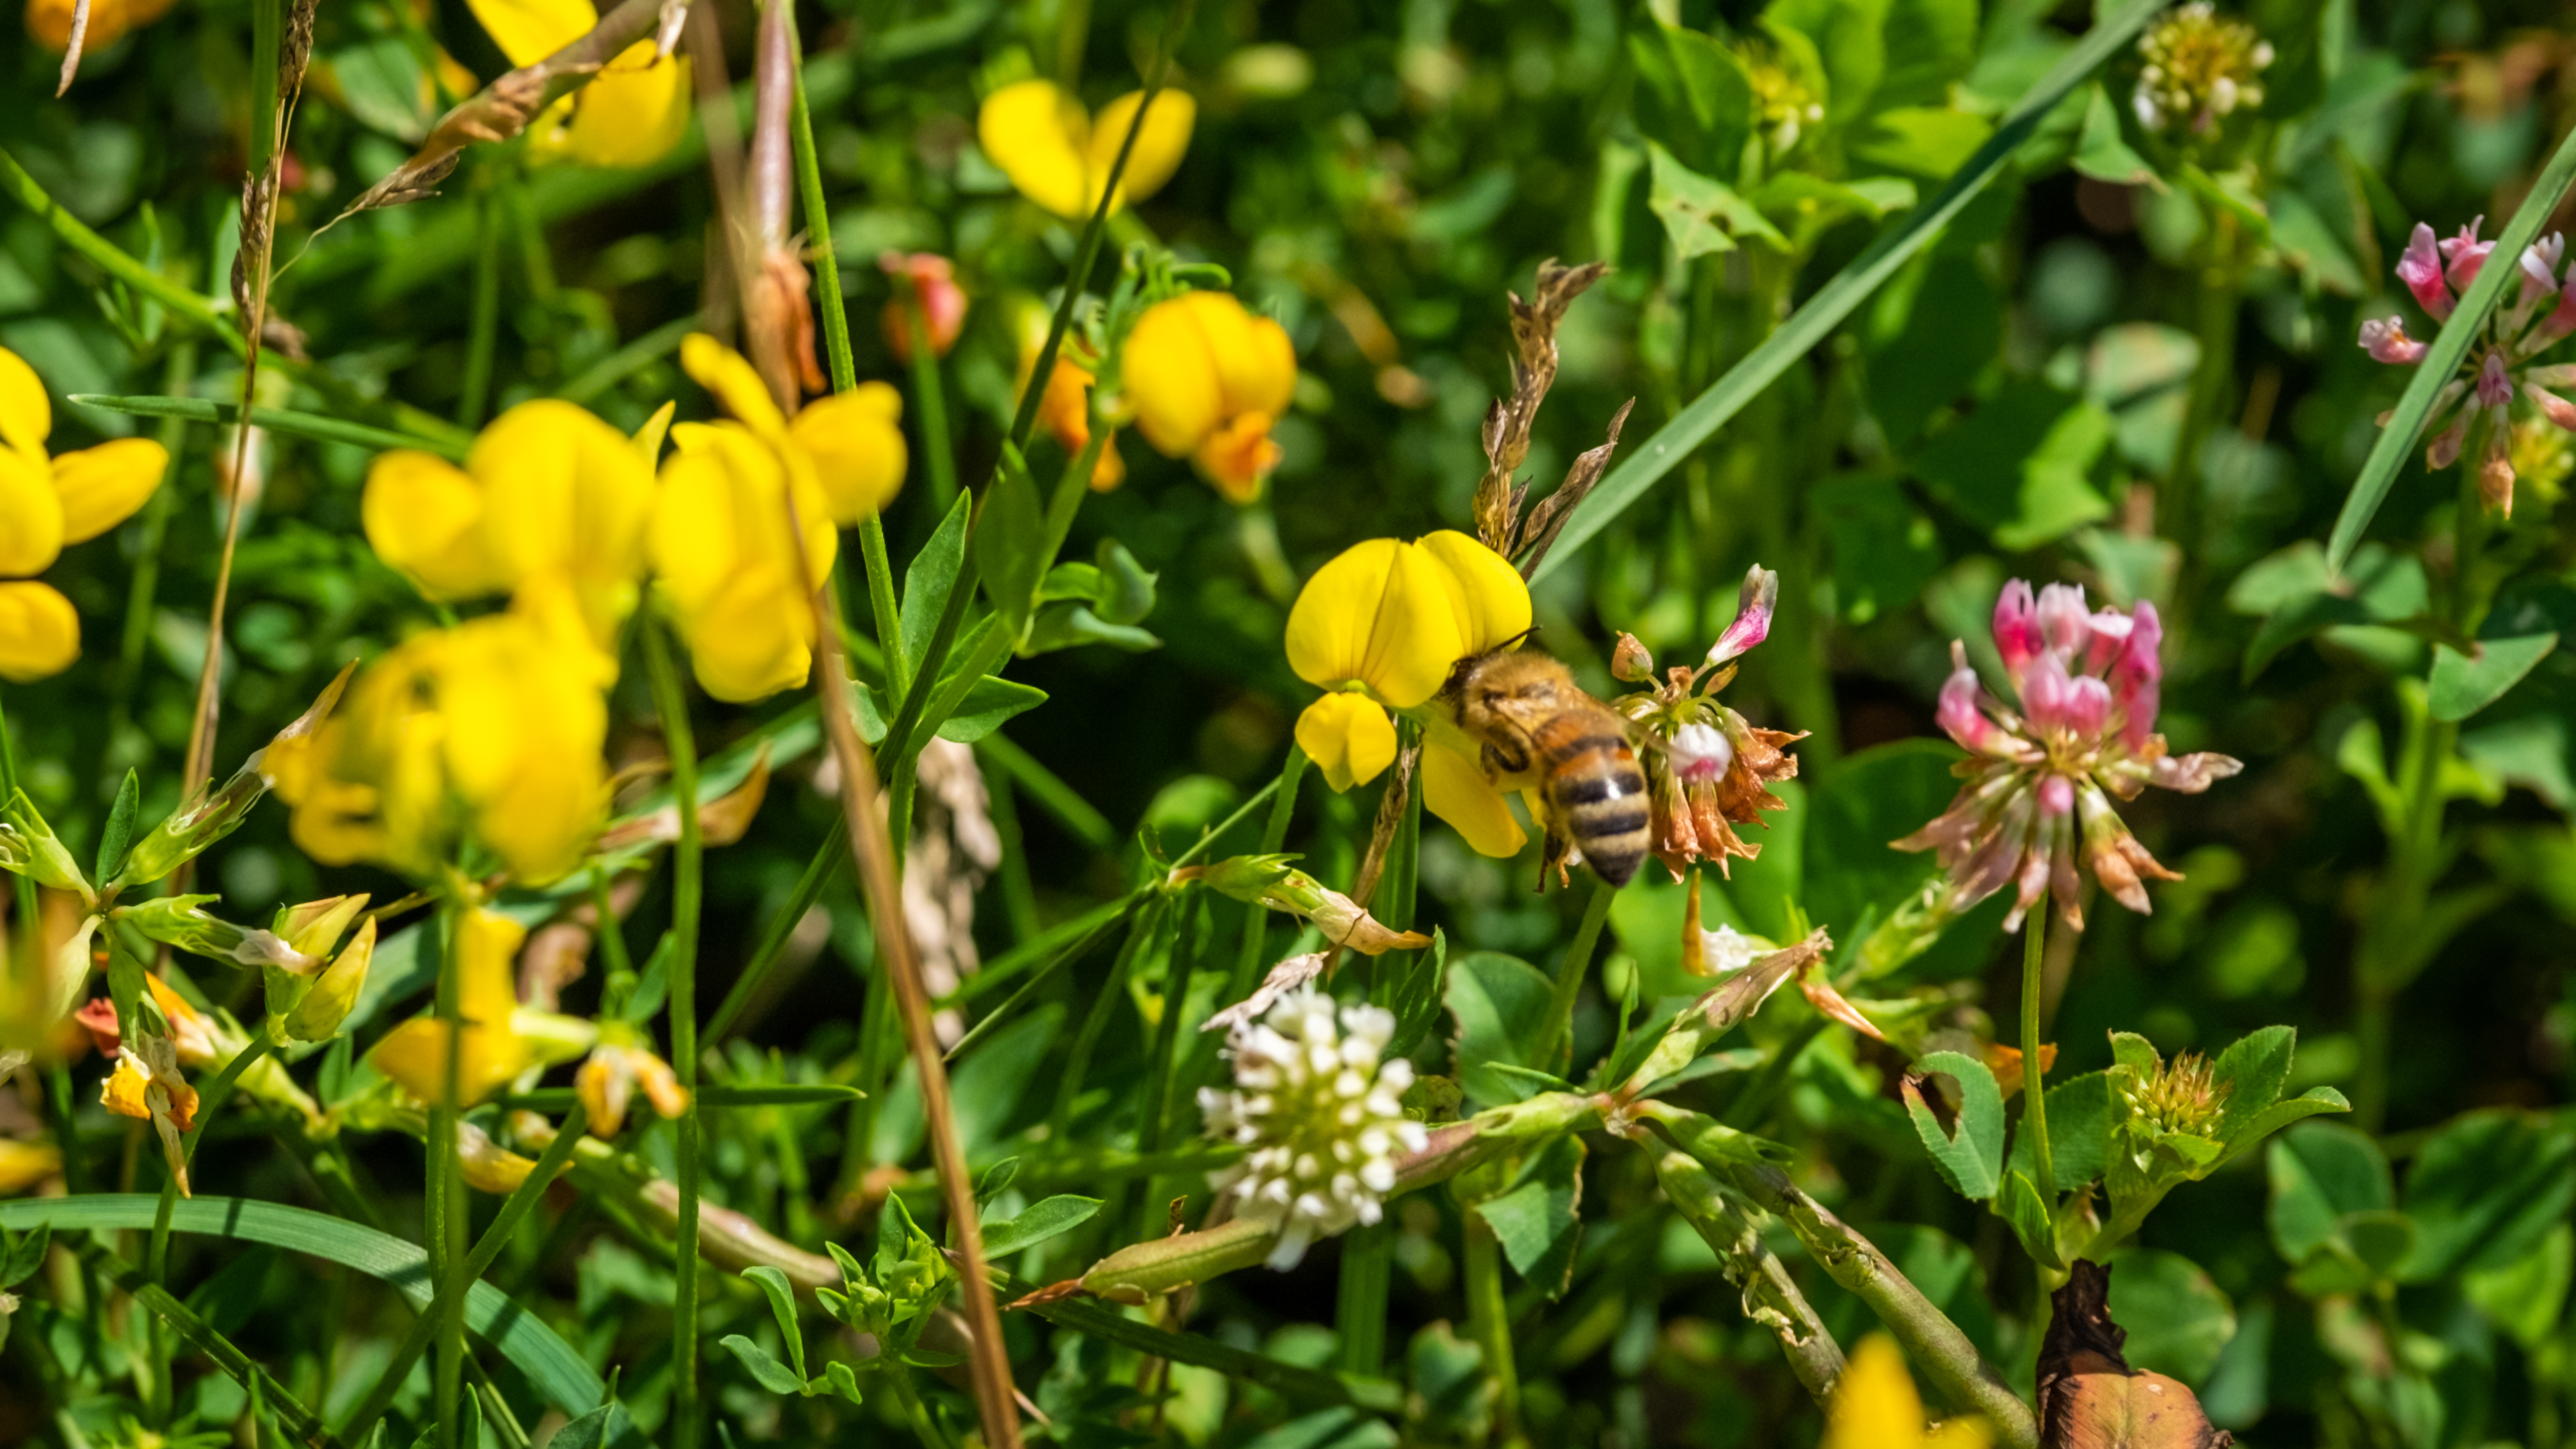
left=976, top=80, right=1195, bottom=220
left=49, top=438, right=168, bottom=544
left=0, top=582, right=79, bottom=684
left=0, top=1137, right=61, bottom=1195
left=285, top=916, right=376, bottom=1042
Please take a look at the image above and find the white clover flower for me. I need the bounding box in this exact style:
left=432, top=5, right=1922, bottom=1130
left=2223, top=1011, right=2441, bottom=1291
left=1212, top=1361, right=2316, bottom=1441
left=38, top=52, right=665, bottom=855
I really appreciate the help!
left=1198, top=988, right=1428, bottom=1270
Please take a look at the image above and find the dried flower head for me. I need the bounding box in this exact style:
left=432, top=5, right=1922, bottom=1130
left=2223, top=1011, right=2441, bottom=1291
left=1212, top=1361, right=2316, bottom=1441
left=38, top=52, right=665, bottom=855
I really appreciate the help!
left=1198, top=989, right=1428, bottom=1270
left=2361, top=217, right=2576, bottom=517
left=1896, top=581, right=2241, bottom=931
left=2119, top=1051, right=2227, bottom=1139
left=2132, top=3, right=2272, bottom=135
left=1613, top=565, right=1805, bottom=880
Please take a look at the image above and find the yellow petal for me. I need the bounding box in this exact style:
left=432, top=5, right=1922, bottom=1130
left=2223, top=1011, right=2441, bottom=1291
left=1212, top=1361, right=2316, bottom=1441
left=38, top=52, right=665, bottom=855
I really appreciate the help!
left=1423, top=742, right=1527, bottom=858
left=363, top=450, right=502, bottom=599
left=1123, top=295, right=1223, bottom=457
left=1084, top=89, right=1196, bottom=212
left=649, top=429, right=827, bottom=704
left=1360, top=540, right=1471, bottom=709
left=1285, top=538, right=1397, bottom=688
left=470, top=398, right=657, bottom=591
left=464, top=0, right=597, bottom=68
left=790, top=383, right=908, bottom=524
left=1417, top=530, right=1531, bottom=656
left=455, top=907, right=528, bottom=1028
left=1183, top=292, right=1293, bottom=421
left=680, top=333, right=787, bottom=436
left=1294, top=693, right=1397, bottom=793
left=566, top=45, right=691, bottom=168
left=101, top=1057, right=152, bottom=1120
left=0, top=581, right=79, bottom=683
left=286, top=916, right=375, bottom=1041
left=978, top=79, right=1093, bottom=219
left=51, top=437, right=167, bottom=543
left=0, top=347, right=49, bottom=460
left=633, top=398, right=676, bottom=466
left=0, top=445, right=64, bottom=577
left=1822, top=1336, right=1928, bottom=1449
left=1194, top=411, right=1281, bottom=502
left=437, top=612, right=608, bottom=883
left=0, top=1137, right=62, bottom=1194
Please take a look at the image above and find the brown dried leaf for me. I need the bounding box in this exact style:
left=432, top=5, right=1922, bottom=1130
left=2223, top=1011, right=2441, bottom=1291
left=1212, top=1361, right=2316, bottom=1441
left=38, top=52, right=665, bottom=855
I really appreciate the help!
left=1471, top=258, right=1608, bottom=556
left=1200, top=951, right=1331, bottom=1035
left=1517, top=396, right=1633, bottom=580
left=2040, top=1261, right=2234, bottom=1449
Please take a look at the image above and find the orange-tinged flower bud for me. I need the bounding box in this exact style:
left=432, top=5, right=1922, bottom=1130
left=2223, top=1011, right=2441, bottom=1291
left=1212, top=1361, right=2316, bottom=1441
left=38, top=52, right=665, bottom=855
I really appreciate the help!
left=880, top=252, right=968, bottom=362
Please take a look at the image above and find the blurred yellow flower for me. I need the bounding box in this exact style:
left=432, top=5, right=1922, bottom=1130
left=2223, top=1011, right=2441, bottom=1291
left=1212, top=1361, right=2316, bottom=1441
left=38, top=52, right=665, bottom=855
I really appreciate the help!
left=270, top=586, right=612, bottom=885
left=363, top=398, right=655, bottom=646
left=465, top=0, right=689, bottom=167
left=0, top=1136, right=60, bottom=1195
left=977, top=79, right=1194, bottom=220
left=0, top=346, right=167, bottom=681
left=1124, top=291, right=1296, bottom=502
left=648, top=335, right=898, bottom=702
left=24, top=0, right=173, bottom=57
left=369, top=907, right=591, bottom=1107
left=1284, top=531, right=1529, bottom=815
left=1822, top=1336, right=1991, bottom=1449
left=1018, top=331, right=1124, bottom=490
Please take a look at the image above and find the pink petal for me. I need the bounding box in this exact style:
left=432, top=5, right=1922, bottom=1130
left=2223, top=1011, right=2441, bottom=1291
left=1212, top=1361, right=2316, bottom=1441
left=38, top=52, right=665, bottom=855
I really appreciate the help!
left=1935, top=651, right=1995, bottom=753
left=2397, top=222, right=2455, bottom=321
left=2476, top=351, right=2514, bottom=409
left=2359, top=316, right=2427, bottom=365
left=2111, top=600, right=2163, bottom=746
left=2019, top=650, right=2074, bottom=733
left=1993, top=579, right=2041, bottom=682
left=2526, top=380, right=2576, bottom=430
left=1706, top=564, right=1778, bottom=666
left=2035, top=582, right=2092, bottom=657
left=2038, top=773, right=2075, bottom=817
left=2441, top=216, right=2493, bottom=292
left=2521, top=234, right=2566, bottom=304
left=2062, top=676, right=2112, bottom=741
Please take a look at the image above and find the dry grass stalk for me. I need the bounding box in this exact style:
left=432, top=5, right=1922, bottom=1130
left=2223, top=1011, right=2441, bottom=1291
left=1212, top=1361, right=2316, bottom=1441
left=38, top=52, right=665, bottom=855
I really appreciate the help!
left=1467, top=259, right=1635, bottom=579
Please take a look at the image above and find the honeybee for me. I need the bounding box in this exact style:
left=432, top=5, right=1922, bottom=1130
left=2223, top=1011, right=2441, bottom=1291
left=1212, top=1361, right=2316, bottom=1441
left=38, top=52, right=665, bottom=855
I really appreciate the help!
left=1438, top=644, right=1650, bottom=888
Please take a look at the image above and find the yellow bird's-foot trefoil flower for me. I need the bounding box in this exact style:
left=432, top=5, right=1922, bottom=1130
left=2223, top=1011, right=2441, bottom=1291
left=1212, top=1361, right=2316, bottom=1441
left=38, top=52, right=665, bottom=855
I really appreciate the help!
left=270, top=586, right=615, bottom=885
left=362, top=398, right=657, bottom=649
left=0, top=346, right=168, bottom=681
left=1610, top=566, right=1807, bottom=881
left=976, top=79, right=1194, bottom=219
left=649, top=335, right=904, bottom=702
left=464, top=0, right=690, bottom=167
left=76, top=974, right=325, bottom=1132
left=575, top=1035, right=689, bottom=1136
left=1123, top=291, right=1297, bottom=502
left=369, top=907, right=595, bottom=1108
left=0, top=1137, right=61, bottom=1195
left=1822, top=1335, right=1991, bottom=1449
left=1285, top=531, right=1532, bottom=856
left=101, top=1027, right=196, bottom=1194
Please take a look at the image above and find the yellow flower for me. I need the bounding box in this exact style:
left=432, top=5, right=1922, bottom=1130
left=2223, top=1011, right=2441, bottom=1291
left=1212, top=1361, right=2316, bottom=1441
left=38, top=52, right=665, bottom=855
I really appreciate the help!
left=362, top=398, right=656, bottom=646
left=576, top=1039, right=689, bottom=1136
left=1285, top=532, right=1532, bottom=861
left=100, top=1028, right=196, bottom=1196
left=464, top=0, right=690, bottom=168
left=977, top=79, right=1195, bottom=219
left=648, top=336, right=895, bottom=702
left=0, top=1137, right=60, bottom=1195
left=0, top=346, right=167, bottom=682
left=369, top=907, right=592, bottom=1107
left=25, top=0, right=173, bottom=57
left=1822, top=1336, right=1992, bottom=1449
left=1123, top=291, right=1296, bottom=502
left=271, top=588, right=612, bottom=884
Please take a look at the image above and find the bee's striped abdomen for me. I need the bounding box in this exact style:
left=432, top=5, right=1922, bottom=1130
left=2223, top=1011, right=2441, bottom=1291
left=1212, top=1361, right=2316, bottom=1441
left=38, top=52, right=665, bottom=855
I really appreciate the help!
left=1533, top=710, right=1650, bottom=887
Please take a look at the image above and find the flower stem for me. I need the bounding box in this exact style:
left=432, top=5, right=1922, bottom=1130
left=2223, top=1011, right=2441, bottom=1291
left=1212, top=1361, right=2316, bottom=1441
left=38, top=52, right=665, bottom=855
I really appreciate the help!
left=1461, top=1204, right=1520, bottom=1435
left=457, top=183, right=503, bottom=430
left=640, top=619, right=705, bottom=1449
left=1542, top=878, right=1617, bottom=1073
left=429, top=894, right=467, bottom=1449
left=2020, top=906, right=2056, bottom=1208
left=904, top=283, right=959, bottom=513
left=0, top=686, right=35, bottom=977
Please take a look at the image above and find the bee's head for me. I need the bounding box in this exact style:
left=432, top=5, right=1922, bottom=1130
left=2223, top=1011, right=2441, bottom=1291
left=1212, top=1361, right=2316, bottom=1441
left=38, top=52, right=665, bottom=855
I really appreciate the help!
left=1438, top=627, right=1540, bottom=700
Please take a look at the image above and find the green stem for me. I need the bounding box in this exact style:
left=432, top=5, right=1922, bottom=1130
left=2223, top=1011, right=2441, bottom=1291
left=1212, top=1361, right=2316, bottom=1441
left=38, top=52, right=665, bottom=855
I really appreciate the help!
left=0, top=686, right=34, bottom=982
left=1132, top=897, right=1204, bottom=1240
left=1335, top=1222, right=1393, bottom=1377
left=429, top=895, right=466, bottom=1449
left=905, top=283, right=959, bottom=512
left=1461, top=1207, right=1520, bottom=1435
left=887, top=1365, right=960, bottom=1449
left=1223, top=748, right=1308, bottom=1007
left=2020, top=907, right=2056, bottom=1207
left=1047, top=903, right=1161, bottom=1146
left=72, top=1238, right=339, bottom=1447
left=106, top=341, right=197, bottom=782
left=458, top=185, right=502, bottom=431
left=704, top=828, right=850, bottom=1045
left=641, top=620, right=705, bottom=1449
left=2166, top=234, right=2240, bottom=578
left=1541, top=878, right=1617, bottom=1073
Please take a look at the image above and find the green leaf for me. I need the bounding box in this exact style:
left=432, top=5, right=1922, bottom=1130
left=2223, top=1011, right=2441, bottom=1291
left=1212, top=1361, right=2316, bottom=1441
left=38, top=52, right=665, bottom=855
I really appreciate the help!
left=2399, top=1108, right=2576, bottom=1281
left=1471, top=1135, right=1586, bottom=1297
left=1910, top=380, right=2113, bottom=548
left=981, top=1195, right=1104, bottom=1260
left=823, top=1360, right=865, bottom=1405
left=976, top=444, right=1047, bottom=644
left=1813, top=475, right=1946, bottom=627
left=2108, top=1031, right=2161, bottom=1077
left=1902, top=1051, right=2005, bottom=1201
left=975, top=1157, right=1021, bottom=1206
left=66, top=394, right=469, bottom=461
left=1800, top=738, right=1960, bottom=934
left=1995, top=1168, right=2063, bottom=1269
left=902, top=490, right=974, bottom=683
left=720, top=1335, right=811, bottom=1396
left=1446, top=952, right=1558, bottom=1110
left=1874, top=0, right=1978, bottom=111
left=2208, top=1025, right=2294, bottom=1144
left=932, top=674, right=1049, bottom=744
left=1850, top=107, right=1993, bottom=178
left=1024, top=602, right=1161, bottom=655
left=2266, top=1122, right=2392, bottom=1265
left=2104, top=1249, right=2235, bottom=1386
left=2070, top=83, right=2155, bottom=185
left=2330, top=121, right=2576, bottom=569
left=2004, top=1070, right=2114, bottom=1193
left=3, top=1224, right=49, bottom=1288
left=2462, top=1224, right=2575, bottom=1351
left=2428, top=633, right=2558, bottom=723
left=1531, top=0, right=2172, bottom=580
left=1646, top=142, right=1788, bottom=260
left=2219, top=1087, right=2351, bottom=1168
left=544, top=1402, right=641, bottom=1449
left=95, top=769, right=139, bottom=887
left=1626, top=22, right=1756, bottom=175
left=743, top=1266, right=804, bottom=1379
left=0, top=1195, right=607, bottom=1418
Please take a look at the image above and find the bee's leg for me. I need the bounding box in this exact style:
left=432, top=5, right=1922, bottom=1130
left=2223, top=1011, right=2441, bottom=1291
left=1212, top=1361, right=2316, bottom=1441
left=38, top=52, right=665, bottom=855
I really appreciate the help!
left=1538, top=831, right=1570, bottom=893
left=1481, top=734, right=1531, bottom=781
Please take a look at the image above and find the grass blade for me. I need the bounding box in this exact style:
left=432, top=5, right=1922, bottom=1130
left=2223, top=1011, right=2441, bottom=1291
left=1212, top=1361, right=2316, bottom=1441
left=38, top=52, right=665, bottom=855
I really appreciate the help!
left=2325, top=121, right=2576, bottom=571
left=68, top=394, right=469, bottom=460
left=1528, top=0, right=2169, bottom=582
